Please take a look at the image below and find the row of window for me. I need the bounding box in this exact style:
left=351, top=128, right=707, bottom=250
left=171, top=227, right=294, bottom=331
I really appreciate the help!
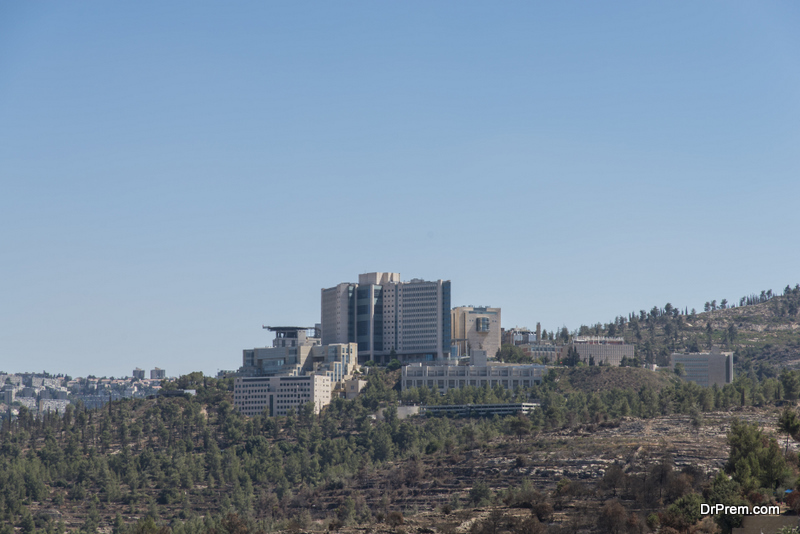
left=404, top=368, right=541, bottom=377
left=405, top=379, right=535, bottom=389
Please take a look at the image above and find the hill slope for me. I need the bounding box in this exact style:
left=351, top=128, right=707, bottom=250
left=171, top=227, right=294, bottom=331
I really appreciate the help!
left=580, top=285, right=800, bottom=373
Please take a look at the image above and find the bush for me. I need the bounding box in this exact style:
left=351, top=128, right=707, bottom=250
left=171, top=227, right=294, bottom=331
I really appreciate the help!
left=469, top=480, right=493, bottom=506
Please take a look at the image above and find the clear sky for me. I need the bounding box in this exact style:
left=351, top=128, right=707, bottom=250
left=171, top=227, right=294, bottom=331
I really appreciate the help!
left=2, top=2, right=799, bottom=378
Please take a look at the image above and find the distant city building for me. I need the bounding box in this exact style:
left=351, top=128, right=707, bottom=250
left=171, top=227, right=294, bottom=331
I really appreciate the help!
left=401, top=360, right=547, bottom=394
left=132, top=368, right=145, bottom=380
left=150, top=368, right=166, bottom=380
left=39, top=399, right=70, bottom=414
left=233, top=374, right=332, bottom=417
left=0, top=374, right=23, bottom=387
left=321, top=272, right=451, bottom=364
left=451, top=306, right=501, bottom=359
left=671, top=349, right=734, bottom=387
left=561, top=336, right=634, bottom=366
left=518, top=344, right=560, bottom=363
left=503, top=327, right=540, bottom=346
left=16, top=397, right=37, bottom=410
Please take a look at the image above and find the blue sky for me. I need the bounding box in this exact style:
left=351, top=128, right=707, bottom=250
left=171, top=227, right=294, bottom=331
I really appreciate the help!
left=2, top=2, right=799, bottom=378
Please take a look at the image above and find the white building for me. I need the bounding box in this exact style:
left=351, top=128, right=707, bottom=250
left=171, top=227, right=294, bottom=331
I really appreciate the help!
left=233, top=374, right=332, bottom=417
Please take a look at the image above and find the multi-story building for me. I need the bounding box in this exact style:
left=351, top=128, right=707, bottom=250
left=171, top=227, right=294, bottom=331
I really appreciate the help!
left=39, top=399, right=70, bottom=414
left=322, top=272, right=451, bottom=364
left=233, top=374, right=332, bottom=417
left=150, top=368, right=166, bottom=380
left=671, top=350, right=734, bottom=387
left=401, top=360, right=547, bottom=394
left=240, top=326, right=358, bottom=384
left=451, top=306, right=501, bottom=358
left=503, top=326, right=539, bottom=346
left=242, top=326, right=322, bottom=377
left=560, top=336, right=634, bottom=366
left=132, top=368, right=145, bottom=380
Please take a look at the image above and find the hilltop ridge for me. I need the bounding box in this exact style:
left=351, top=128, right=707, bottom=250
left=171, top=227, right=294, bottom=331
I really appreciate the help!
left=571, top=284, right=800, bottom=373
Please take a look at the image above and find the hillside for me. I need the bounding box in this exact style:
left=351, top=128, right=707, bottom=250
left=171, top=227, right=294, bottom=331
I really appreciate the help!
left=7, top=364, right=800, bottom=533
left=555, top=366, right=677, bottom=395
left=580, top=285, right=800, bottom=373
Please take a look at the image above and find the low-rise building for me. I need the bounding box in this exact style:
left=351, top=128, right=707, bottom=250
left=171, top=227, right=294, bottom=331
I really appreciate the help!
left=401, top=360, right=547, bottom=394
left=671, top=349, right=733, bottom=387
left=518, top=344, right=560, bottom=363
left=424, top=402, right=539, bottom=417
left=344, top=377, right=367, bottom=400
left=561, top=336, right=634, bottom=366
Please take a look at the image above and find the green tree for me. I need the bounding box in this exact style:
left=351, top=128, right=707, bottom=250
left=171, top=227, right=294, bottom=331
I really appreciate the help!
left=469, top=480, right=493, bottom=506
left=778, top=406, right=800, bottom=455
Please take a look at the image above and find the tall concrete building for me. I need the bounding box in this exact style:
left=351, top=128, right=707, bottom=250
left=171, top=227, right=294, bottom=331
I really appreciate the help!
left=451, top=306, right=501, bottom=358
left=322, top=272, right=451, bottom=364
left=150, top=368, right=166, bottom=380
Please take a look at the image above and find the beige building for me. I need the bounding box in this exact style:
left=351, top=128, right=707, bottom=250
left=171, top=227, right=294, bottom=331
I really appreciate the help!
left=451, top=306, right=501, bottom=359
left=344, top=377, right=367, bottom=400
left=233, top=374, right=332, bottom=417
left=561, top=336, right=634, bottom=366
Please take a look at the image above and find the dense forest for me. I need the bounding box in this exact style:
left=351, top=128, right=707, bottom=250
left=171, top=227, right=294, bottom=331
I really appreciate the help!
left=3, top=365, right=800, bottom=534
